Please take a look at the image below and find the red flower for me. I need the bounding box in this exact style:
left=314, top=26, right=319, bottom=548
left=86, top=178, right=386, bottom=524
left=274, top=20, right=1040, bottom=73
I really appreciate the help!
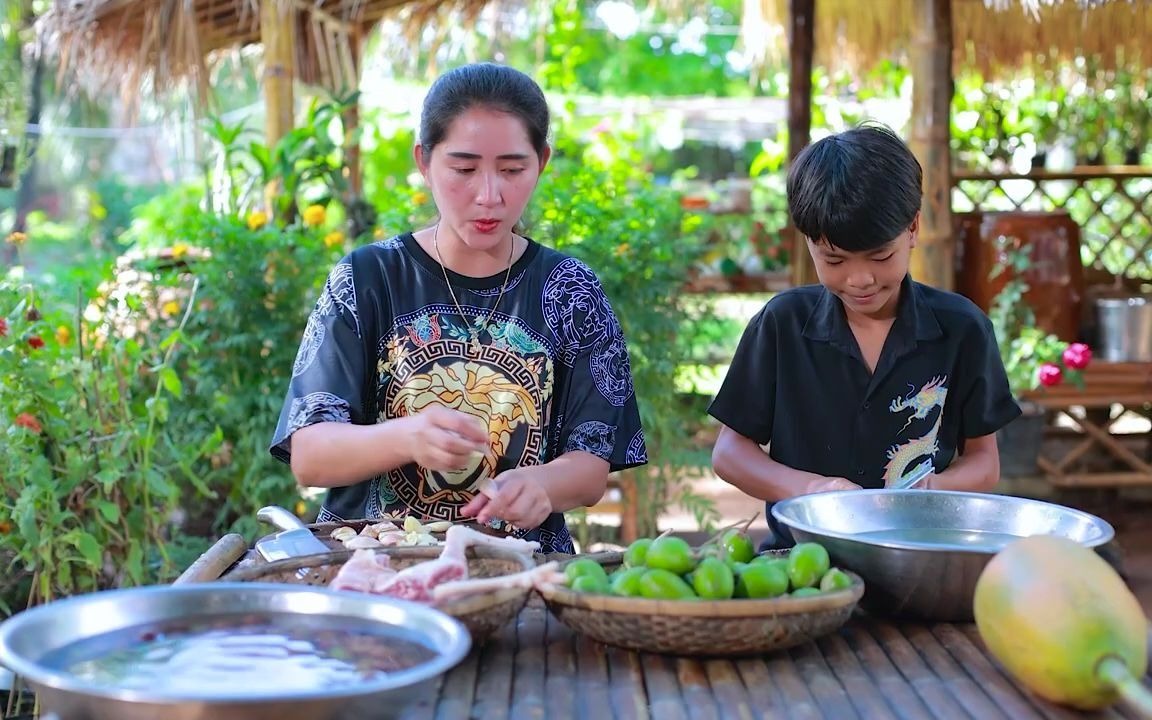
left=1062, top=342, right=1092, bottom=370
left=0, top=317, right=7, bottom=337
left=14, top=413, right=42, bottom=433
left=27, top=336, right=44, bottom=349
left=1038, top=363, right=1064, bottom=387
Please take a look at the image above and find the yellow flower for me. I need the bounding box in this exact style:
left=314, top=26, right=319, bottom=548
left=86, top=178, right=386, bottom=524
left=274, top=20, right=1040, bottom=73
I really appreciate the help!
left=5, top=231, right=27, bottom=246
left=294, top=500, right=308, bottom=517
left=55, top=325, right=72, bottom=345
left=323, top=231, right=345, bottom=249
left=303, top=204, right=327, bottom=227
left=412, top=191, right=429, bottom=206
left=171, top=243, right=189, bottom=259
left=614, top=243, right=630, bottom=257
left=161, top=301, right=180, bottom=316
left=247, top=211, right=268, bottom=230
left=373, top=227, right=385, bottom=238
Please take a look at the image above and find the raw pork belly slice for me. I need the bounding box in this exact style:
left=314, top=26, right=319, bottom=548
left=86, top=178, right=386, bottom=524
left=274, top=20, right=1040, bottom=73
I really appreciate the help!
left=329, top=549, right=397, bottom=593
left=327, top=524, right=542, bottom=602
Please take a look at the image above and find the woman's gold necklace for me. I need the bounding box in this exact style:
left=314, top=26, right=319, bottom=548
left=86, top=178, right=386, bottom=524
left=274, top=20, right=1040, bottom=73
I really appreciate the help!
left=433, top=222, right=515, bottom=351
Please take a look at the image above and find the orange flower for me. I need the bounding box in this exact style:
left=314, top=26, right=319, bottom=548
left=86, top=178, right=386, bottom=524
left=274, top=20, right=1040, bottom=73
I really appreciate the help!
left=303, top=205, right=327, bottom=227
left=5, top=231, right=27, bottom=246
left=55, top=325, right=72, bottom=345
left=14, top=413, right=42, bottom=433
left=412, top=191, right=429, bottom=206
left=323, top=231, right=345, bottom=249
left=247, top=211, right=269, bottom=230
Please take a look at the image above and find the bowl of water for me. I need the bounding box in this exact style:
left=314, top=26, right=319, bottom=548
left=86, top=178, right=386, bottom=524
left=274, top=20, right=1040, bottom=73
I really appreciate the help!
left=771, top=490, right=1115, bottom=622
left=0, top=583, right=471, bottom=720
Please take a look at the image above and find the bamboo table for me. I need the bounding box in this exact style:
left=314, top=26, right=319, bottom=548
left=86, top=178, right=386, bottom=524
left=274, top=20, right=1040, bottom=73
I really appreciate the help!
left=398, top=599, right=1150, bottom=720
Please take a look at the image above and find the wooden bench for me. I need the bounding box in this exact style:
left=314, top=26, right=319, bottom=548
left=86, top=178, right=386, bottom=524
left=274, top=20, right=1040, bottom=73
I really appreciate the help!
left=1022, top=361, right=1152, bottom=487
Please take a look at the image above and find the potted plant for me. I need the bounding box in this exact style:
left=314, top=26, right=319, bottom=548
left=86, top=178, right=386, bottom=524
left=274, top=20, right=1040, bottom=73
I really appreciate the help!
left=988, top=243, right=1093, bottom=477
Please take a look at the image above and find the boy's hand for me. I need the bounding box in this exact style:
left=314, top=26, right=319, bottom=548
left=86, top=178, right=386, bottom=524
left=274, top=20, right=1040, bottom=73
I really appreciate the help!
left=805, top=477, right=863, bottom=494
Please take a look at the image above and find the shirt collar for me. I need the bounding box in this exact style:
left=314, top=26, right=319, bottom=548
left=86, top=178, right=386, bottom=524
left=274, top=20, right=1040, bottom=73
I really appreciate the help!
left=802, top=274, right=943, bottom=349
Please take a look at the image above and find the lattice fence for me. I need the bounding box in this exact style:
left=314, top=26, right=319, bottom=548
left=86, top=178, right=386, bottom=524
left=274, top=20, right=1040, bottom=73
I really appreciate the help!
left=953, top=168, right=1152, bottom=280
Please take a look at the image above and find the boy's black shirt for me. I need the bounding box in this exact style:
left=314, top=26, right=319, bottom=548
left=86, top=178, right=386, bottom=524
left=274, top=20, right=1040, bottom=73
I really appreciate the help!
left=708, top=274, right=1022, bottom=548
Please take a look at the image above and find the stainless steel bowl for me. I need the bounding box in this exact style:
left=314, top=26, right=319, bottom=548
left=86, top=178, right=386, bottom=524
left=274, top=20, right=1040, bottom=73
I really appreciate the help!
left=0, top=583, right=471, bottom=720
left=771, top=490, right=1115, bottom=622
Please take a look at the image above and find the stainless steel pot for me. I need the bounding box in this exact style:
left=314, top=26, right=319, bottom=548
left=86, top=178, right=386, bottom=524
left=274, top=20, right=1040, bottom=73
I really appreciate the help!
left=1095, top=295, right=1152, bottom=362
left=771, top=489, right=1115, bottom=622
left=0, top=583, right=470, bottom=720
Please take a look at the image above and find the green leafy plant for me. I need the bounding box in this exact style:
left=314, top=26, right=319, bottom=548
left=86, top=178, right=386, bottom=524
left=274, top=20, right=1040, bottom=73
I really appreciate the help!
left=104, top=189, right=349, bottom=538
left=204, top=91, right=363, bottom=227
left=0, top=266, right=211, bottom=612
left=988, top=239, right=1090, bottom=397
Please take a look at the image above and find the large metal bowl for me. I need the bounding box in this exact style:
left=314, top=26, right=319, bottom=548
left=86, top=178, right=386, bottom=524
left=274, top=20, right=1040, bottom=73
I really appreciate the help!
left=0, top=582, right=471, bottom=720
left=771, top=489, right=1115, bottom=622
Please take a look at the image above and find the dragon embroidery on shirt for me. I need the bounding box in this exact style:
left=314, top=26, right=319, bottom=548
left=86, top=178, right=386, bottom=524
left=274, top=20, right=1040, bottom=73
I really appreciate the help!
left=882, top=375, right=948, bottom=484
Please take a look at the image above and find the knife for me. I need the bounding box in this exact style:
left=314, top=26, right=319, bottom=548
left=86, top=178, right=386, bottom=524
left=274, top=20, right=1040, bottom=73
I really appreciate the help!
left=255, top=505, right=331, bottom=562
left=889, top=459, right=935, bottom=490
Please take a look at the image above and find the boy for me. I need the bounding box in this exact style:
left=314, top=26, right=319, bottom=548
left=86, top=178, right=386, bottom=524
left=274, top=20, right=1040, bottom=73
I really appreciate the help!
left=708, top=123, right=1021, bottom=549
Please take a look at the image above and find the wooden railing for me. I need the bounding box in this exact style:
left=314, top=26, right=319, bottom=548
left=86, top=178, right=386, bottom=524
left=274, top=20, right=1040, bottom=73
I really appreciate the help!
left=952, top=167, right=1152, bottom=281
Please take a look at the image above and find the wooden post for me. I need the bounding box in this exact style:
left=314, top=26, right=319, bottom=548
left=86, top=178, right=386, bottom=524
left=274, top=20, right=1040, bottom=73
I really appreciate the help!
left=261, top=0, right=295, bottom=214
left=343, top=28, right=363, bottom=200
left=908, top=0, right=955, bottom=290
left=787, top=0, right=818, bottom=288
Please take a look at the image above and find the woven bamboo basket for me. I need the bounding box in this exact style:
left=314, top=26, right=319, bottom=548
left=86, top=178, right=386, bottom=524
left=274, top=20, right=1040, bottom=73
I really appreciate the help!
left=220, top=546, right=534, bottom=644
left=537, top=551, right=865, bottom=657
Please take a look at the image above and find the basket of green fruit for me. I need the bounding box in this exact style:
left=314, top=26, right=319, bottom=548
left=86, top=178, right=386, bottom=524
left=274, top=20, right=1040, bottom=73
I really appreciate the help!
left=537, top=526, right=864, bottom=657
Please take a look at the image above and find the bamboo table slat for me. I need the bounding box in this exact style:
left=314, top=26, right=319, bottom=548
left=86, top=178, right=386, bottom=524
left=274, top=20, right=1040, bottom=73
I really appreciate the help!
left=399, top=600, right=1150, bottom=720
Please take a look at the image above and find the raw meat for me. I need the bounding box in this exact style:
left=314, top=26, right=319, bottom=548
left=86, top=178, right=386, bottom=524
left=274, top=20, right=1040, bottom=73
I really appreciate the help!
left=327, top=524, right=542, bottom=603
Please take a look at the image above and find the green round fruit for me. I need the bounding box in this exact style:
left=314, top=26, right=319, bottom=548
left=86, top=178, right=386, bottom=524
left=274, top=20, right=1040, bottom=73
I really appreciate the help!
left=645, top=536, right=696, bottom=575
left=692, top=556, right=736, bottom=600
left=610, top=566, right=647, bottom=596
left=623, top=538, right=653, bottom=568
left=570, top=574, right=610, bottom=594
left=735, top=563, right=790, bottom=599
left=791, top=587, right=822, bottom=598
left=565, top=558, right=609, bottom=585
left=787, top=542, right=831, bottom=589
left=638, top=568, right=699, bottom=600
left=819, top=567, right=853, bottom=592
left=751, top=556, right=789, bottom=573
left=721, top=530, right=756, bottom=564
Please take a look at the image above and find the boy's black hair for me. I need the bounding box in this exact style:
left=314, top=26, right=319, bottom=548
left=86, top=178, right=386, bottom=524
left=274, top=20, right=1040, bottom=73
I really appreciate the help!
left=786, top=122, right=923, bottom=253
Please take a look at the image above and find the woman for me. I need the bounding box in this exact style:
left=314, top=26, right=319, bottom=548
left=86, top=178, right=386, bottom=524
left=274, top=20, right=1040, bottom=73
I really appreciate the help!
left=270, top=63, right=647, bottom=554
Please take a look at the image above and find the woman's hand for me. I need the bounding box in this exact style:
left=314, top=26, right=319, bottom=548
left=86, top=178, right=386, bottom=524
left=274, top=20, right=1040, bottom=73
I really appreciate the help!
left=804, top=476, right=863, bottom=494
left=408, top=406, right=488, bottom=472
left=461, top=469, right=554, bottom=530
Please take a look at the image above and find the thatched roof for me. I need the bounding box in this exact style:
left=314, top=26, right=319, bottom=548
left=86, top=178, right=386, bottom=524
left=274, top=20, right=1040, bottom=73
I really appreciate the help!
left=35, top=0, right=1152, bottom=109
left=747, top=0, right=1152, bottom=77
left=35, top=0, right=492, bottom=106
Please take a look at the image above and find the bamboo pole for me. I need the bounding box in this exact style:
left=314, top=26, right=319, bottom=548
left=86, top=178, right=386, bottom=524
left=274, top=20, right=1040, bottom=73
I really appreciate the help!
left=908, top=0, right=955, bottom=290
left=260, top=0, right=296, bottom=215
left=260, top=0, right=295, bottom=154
left=786, top=0, right=818, bottom=288
left=344, top=27, right=364, bottom=199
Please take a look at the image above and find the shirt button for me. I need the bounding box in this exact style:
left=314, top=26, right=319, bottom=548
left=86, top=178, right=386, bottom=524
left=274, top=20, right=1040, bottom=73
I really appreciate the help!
left=863, top=402, right=871, bottom=410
